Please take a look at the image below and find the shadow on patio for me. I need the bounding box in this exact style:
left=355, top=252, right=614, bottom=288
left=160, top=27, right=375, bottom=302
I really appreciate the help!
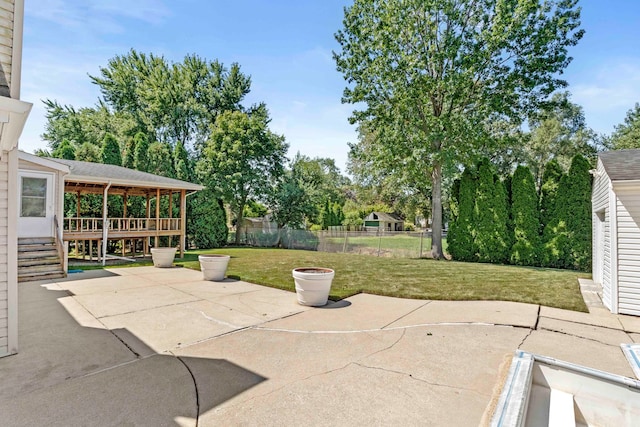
left=0, top=276, right=266, bottom=426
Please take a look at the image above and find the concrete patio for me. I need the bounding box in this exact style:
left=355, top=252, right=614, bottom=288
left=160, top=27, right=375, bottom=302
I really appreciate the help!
left=1, top=266, right=639, bottom=426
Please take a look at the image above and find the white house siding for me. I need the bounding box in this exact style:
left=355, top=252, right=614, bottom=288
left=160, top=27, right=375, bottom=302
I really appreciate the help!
left=592, top=159, right=612, bottom=309
left=602, top=209, right=612, bottom=309
left=0, top=154, right=9, bottom=355
left=0, top=0, right=13, bottom=97
left=615, top=188, right=640, bottom=315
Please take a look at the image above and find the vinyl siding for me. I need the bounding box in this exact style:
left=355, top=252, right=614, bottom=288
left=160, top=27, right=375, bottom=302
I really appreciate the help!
left=0, top=0, right=12, bottom=97
left=0, top=154, right=8, bottom=355
left=616, top=188, right=640, bottom=315
left=603, top=209, right=611, bottom=309
left=592, top=159, right=612, bottom=308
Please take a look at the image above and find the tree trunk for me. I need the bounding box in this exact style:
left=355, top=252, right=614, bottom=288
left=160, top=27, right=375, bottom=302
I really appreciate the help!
left=234, top=202, right=246, bottom=245
left=431, top=162, right=445, bottom=259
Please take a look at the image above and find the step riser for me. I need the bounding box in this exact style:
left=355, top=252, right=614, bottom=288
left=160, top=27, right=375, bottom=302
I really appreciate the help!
left=18, top=273, right=66, bottom=283
left=18, top=250, right=59, bottom=259
left=17, top=239, right=65, bottom=282
left=19, top=265, right=64, bottom=274
left=18, top=245, right=57, bottom=252
left=18, top=238, right=55, bottom=245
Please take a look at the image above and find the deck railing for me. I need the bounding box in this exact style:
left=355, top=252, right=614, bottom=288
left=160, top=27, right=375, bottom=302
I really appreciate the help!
left=64, top=217, right=181, bottom=233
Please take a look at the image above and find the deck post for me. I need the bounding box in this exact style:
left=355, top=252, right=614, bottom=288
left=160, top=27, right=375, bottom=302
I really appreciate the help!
left=101, top=182, right=112, bottom=266
left=146, top=193, right=151, bottom=251
left=155, top=188, right=160, bottom=248
left=180, top=189, right=186, bottom=258
left=169, top=191, right=173, bottom=247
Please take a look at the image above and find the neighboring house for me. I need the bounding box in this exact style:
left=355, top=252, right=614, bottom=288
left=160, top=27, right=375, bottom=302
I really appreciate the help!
left=1, top=0, right=32, bottom=358
left=592, top=149, right=640, bottom=316
left=364, top=212, right=404, bottom=232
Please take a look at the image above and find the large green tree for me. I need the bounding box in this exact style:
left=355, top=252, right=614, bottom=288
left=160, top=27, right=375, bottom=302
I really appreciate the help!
left=90, top=49, right=251, bottom=150
left=335, top=0, right=583, bottom=258
left=524, top=92, right=598, bottom=187
left=347, top=122, right=432, bottom=226
left=290, top=153, right=349, bottom=225
left=609, top=103, right=640, bottom=150
left=198, top=110, right=288, bottom=245
left=268, top=172, right=316, bottom=239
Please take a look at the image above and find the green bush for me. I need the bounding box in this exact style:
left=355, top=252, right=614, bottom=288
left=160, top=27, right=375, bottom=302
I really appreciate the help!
left=189, top=190, right=228, bottom=248
left=510, top=166, right=541, bottom=266
left=404, top=223, right=416, bottom=231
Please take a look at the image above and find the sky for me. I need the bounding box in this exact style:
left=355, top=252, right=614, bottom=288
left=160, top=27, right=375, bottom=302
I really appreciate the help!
left=19, top=0, right=640, bottom=174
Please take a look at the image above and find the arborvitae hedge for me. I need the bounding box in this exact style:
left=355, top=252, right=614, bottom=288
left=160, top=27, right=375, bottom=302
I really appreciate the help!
left=189, top=189, right=228, bottom=248
left=448, top=168, right=477, bottom=261
left=492, top=177, right=511, bottom=264
left=565, top=155, right=593, bottom=271
left=101, top=132, right=122, bottom=166
left=510, top=166, right=541, bottom=266
left=539, top=159, right=563, bottom=233
left=543, top=172, right=571, bottom=268
left=474, top=159, right=509, bottom=263
left=448, top=157, right=592, bottom=271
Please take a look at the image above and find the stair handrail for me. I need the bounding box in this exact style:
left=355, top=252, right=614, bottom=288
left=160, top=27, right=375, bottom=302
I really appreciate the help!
left=53, top=215, right=65, bottom=265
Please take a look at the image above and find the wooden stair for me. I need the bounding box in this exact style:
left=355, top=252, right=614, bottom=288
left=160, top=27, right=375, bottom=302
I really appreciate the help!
left=18, top=237, right=65, bottom=282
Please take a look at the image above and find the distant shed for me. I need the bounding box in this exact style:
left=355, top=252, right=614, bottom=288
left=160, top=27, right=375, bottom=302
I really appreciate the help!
left=364, top=212, right=404, bottom=232
left=592, top=149, right=640, bottom=315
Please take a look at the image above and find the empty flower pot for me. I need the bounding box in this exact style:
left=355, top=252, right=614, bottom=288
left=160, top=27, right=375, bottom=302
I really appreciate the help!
left=199, top=254, right=231, bottom=281
left=292, top=267, right=335, bottom=306
left=151, top=247, right=177, bottom=268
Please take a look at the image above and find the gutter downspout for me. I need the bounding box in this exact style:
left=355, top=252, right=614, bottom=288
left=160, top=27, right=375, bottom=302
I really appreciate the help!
left=102, top=182, right=112, bottom=266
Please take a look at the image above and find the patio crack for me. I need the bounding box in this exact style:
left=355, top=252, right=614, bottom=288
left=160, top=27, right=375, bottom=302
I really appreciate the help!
left=516, top=328, right=533, bottom=349
left=175, top=355, right=200, bottom=426
left=538, top=325, right=622, bottom=347
left=352, top=362, right=482, bottom=395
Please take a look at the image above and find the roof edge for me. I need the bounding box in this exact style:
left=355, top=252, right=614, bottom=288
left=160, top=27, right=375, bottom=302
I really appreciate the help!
left=19, top=151, right=70, bottom=173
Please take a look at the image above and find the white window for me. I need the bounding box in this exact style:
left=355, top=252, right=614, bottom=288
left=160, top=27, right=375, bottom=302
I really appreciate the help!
left=20, top=176, right=47, bottom=217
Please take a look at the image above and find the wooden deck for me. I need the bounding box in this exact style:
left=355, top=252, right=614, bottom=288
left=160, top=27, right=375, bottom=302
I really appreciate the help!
left=63, top=217, right=182, bottom=240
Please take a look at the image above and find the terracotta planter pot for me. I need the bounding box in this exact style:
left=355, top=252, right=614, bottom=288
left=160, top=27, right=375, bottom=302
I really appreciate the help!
left=292, top=267, right=335, bottom=306
left=199, top=254, right=231, bottom=281
left=151, top=247, right=177, bottom=268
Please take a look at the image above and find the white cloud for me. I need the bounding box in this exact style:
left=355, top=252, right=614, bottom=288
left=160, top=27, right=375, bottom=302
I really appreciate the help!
left=570, top=59, right=640, bottom=134
left=27, top=0, right=170, bottom=34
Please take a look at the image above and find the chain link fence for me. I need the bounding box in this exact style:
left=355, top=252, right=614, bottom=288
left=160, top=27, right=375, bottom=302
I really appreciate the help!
left=230, top=228, right=439, bottom=258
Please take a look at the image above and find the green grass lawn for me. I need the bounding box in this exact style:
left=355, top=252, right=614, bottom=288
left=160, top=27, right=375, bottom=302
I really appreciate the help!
left=176, top=248, right=589, bottom=312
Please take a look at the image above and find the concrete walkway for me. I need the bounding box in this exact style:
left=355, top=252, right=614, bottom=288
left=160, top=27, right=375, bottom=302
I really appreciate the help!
left=1, top=266, right=639, bottom=426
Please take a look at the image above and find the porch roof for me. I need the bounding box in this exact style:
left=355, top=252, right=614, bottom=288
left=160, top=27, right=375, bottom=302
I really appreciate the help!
left=47, top=158, right=203, bottom=196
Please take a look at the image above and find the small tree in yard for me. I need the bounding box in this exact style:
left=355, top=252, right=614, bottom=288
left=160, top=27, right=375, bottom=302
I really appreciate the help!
left=447, top=168, right=477, bottom=262
left=268, top=173, right=316, bottom=246
left=510, top=165, right=541, bottom=266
